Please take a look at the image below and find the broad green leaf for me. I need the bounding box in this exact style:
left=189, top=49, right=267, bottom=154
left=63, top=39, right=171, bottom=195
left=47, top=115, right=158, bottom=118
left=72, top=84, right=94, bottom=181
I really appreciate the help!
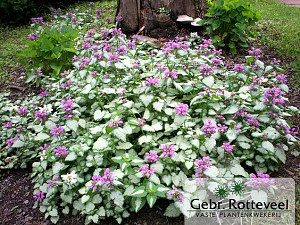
left=65, top=152, right=77, bottom=161
left=35, top=133, right=50, bottom=141
left=147, top=194, right=157, bottom=208
left=93, top=137, right=108, bottom=150
left=139, top=94, right=154, bottom=107
left=66, top=120, right=78, bottom=132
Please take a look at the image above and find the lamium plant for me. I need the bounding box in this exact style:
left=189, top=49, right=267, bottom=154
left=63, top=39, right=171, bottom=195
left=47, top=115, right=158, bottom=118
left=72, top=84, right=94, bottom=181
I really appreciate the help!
left=0, top=3, right=299, bottom=224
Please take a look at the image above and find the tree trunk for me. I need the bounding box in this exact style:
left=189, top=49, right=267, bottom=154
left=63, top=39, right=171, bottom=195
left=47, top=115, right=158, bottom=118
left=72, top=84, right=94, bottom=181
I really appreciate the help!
left=116, top=0, right=209, bottom=38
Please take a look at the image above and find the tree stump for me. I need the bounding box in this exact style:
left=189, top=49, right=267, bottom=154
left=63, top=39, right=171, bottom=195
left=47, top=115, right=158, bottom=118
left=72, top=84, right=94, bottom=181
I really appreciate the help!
left=116, top=0, right=209, bottom=38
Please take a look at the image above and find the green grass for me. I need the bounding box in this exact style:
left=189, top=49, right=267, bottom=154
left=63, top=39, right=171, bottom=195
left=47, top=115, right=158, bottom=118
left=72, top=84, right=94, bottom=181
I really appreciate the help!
left=0, top=0, right=117, bottom=85
left=249, top=0, right=300, bottom=82
left=0, top=26, right=33, bottom=83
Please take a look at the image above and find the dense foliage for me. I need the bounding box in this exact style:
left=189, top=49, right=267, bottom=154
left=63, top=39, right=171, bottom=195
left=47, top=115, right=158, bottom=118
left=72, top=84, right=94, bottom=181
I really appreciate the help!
left=204, top=0, right=260, bottom=53
left=0, top=4, right=299, bottom=224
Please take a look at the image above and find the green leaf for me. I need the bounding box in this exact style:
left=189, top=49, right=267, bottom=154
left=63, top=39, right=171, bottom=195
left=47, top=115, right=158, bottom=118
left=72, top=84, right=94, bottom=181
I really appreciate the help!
left=147, top=194, right=157, bottom=208
left=230, top=164, right=247, bottom=176
left=138, top=135, right=152, bottom=145
left=275, top=148, right=286, bottom=163
left=131, top=197, right=146, bottom=213
left=262, top=141, right=274, bottom=153
left=202, top=75, right=214, bottom=87
left=94, top=110, right=105, bottom=121
left=35, top=133, right=50, bottom=141
left=12, top=140, right=24, bottom=148
left=93, top=137, right=108, bottom=150
left=78, top=119, right=86, bottom=128
left=49, top=208, right=58, bottom=217
left=139, top=94, right=154, bottom=107
left=60, top=192, right=72, bottom=204
left=205, top=137, right=216, bottom=152
left=82, top=84, right=92, bottom=94
left=204, top=166, right=219, bottom=177
left=86, top=202, right=95, bottom=212
left=92, top=194, right=102, bottom=204
left=153, top=101, right=164, bottom=112
left=73, top=200, right=84, bottom=211
left=113, top=128, right=127, bottom=142
left=66, top=120, right=78, bottom=132
left=164, top=203, right=181, bottom=217
left=52, top=162, right=64, bottom=174
left=131, top=187, right=147, bottom=197
left=65, top=152, right=77, bottom=161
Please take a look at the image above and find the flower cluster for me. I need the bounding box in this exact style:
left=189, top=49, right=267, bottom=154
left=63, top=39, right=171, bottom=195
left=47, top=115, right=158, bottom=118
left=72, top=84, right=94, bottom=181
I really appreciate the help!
left=195, top=156, right=212, bottom=177
left=160, top=144, right=176, bottom=157
left=263, top=87, right=285, bottom=106
left=140, top=164, right=155, bottom=178
left=2, top=122, right=12, bottom=128
left=50, top=125, right=64, bottom=136
left=249, top=173, right=275, bottom=189
left=222, top=142, right=235, bottom=154
left=201, top=120, right=217, bottom=137
left=145, top=77, right=160, bottom=86
left=145, top=150, right=158, bottom=163
left=35, top=109, right=47, bottom=123
left=175, top=103, right=188, bottom=116
left=168, top=185, right=183, bottom=202
left=6, top=137, right=18, bottom=147
left=107, top=117, right=123, bottom=128
left=53, top=146, right=69, bottom=157
left=33, top=191, right=45, bottom=203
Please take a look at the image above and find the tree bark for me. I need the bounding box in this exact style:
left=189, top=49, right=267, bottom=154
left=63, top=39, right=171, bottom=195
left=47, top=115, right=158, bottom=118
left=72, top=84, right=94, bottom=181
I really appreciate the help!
left=116, top=0, right=209, bottom=38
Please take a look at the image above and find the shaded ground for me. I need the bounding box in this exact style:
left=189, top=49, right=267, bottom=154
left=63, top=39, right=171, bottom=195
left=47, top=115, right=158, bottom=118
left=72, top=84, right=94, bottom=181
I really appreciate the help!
left=0, top=42, right=299, bottom=224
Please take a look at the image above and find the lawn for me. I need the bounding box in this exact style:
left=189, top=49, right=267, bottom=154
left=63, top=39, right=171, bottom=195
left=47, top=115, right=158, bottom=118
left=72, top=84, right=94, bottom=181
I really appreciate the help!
left=250, top=0, right=300, bottom=82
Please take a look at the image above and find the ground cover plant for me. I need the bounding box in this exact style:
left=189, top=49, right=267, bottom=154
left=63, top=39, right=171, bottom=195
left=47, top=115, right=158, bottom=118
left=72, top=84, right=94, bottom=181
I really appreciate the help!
left=0, top=1, right=299, bottom=224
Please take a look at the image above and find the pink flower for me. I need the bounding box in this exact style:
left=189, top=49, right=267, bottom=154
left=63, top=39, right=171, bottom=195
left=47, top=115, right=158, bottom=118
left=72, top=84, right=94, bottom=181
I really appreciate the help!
left=88, top=175, right=102, bottom=190
left=247, top=117, right=259, bottom=127
left=50, top=125, right=64, bottom=136
left=175, top=103, right=188, bottom=116
left=107, top=117, right=123, bottom=128
left=145, top=77, right=160, bottom=86
left=35, top=109, right=47, bottom=123
left=61, top=97, right=74, bottom=112
left=33, top=192, right=45, bottom=203
left=53, top=146, right=68, bottom=157
left=18, top=107, right=29, bottom=116
left=40, top=144, right=51, bottom=153
left=201, top=120, right=217, bottom=137
left=138, top=118, right=146, bottom=126
left=168, top=185, right=183, bottom=202
left=140, top=164, right=155, bottom=178
left=249, top=173, right=275, bottom=189
left=6, top=137, right=18, bottom=147
left=145, top=151, right=158, bottom=163
left=160, top=144, right=176, bottom=157
left=101, top=168, right=114, bottom=188
left=222, top=142, right=235, bottom=154
left=2, top=122, right=12, bottom=128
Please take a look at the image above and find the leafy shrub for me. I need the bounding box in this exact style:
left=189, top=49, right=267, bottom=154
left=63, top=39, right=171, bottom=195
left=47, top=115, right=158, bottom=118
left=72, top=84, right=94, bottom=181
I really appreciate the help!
left=203, top=0, right=260, bottom=53
left=19, top=25, right=78, bottom=79
left=0, top=6, right=299, bottom=224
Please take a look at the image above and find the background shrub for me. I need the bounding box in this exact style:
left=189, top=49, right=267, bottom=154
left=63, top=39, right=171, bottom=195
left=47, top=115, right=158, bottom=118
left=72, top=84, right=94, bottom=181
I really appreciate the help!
left=203, top=0, right=260, bottom=53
